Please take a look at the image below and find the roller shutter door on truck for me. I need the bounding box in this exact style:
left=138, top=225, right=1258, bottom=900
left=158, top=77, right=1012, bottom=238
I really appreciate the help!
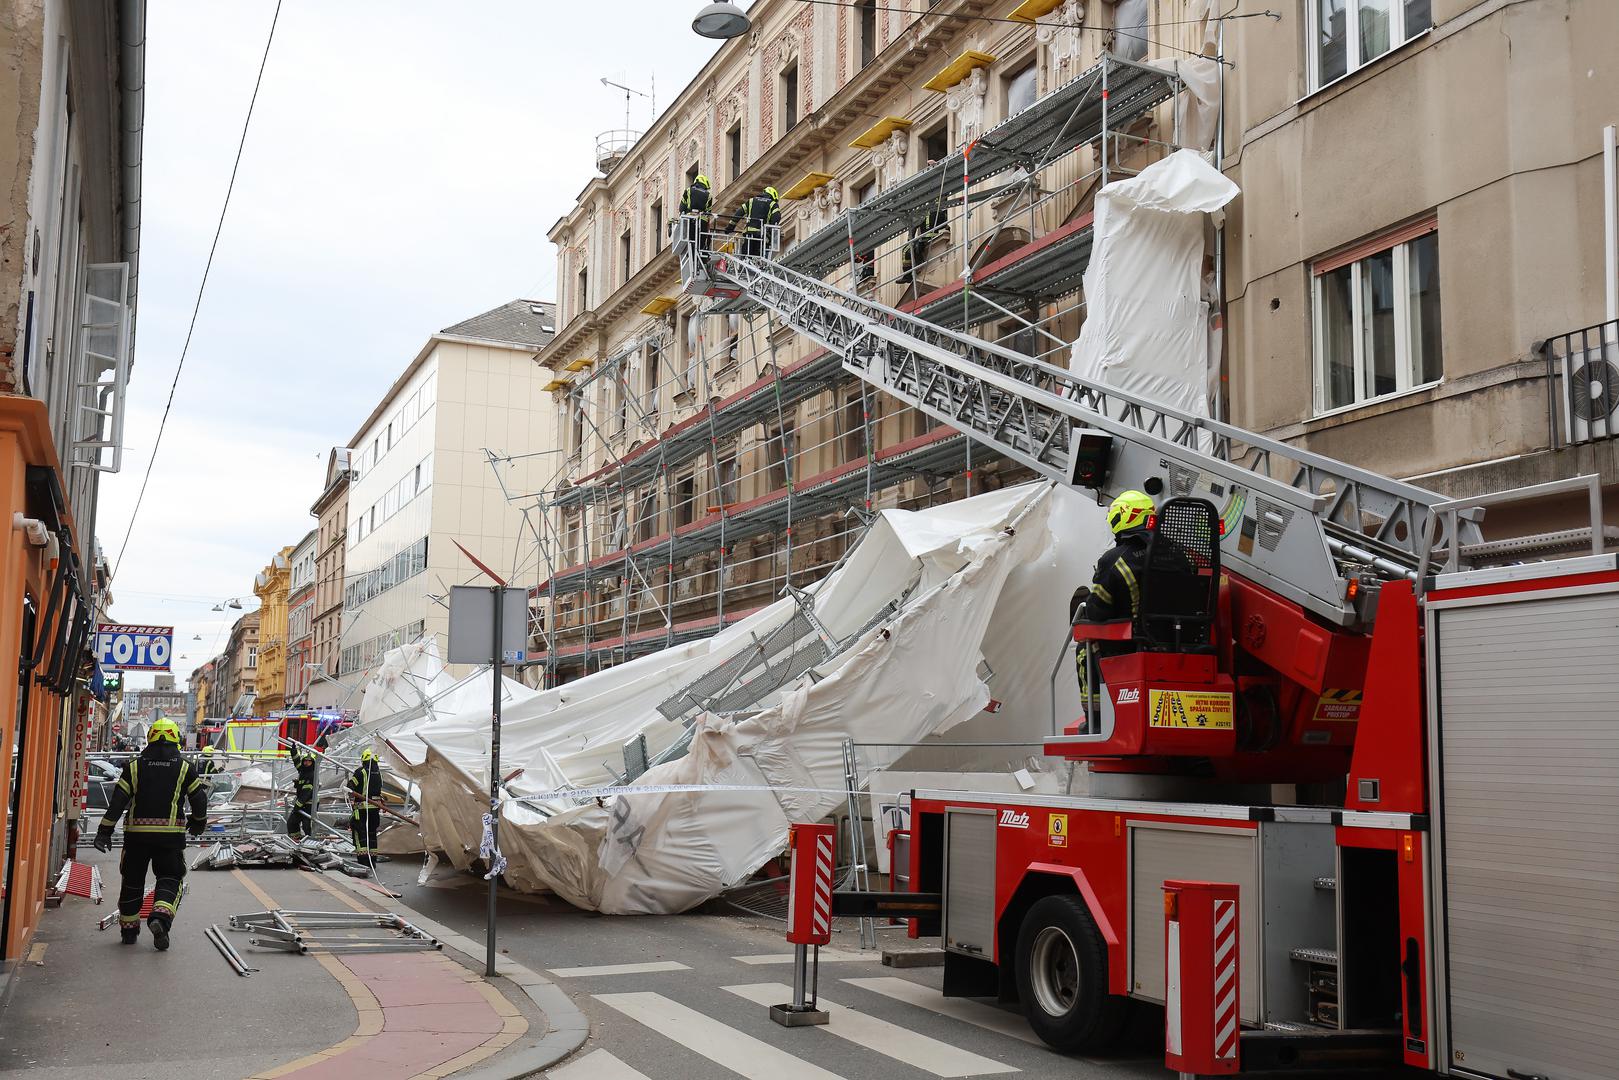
left=1436, top=591, right=1619, bottom=1080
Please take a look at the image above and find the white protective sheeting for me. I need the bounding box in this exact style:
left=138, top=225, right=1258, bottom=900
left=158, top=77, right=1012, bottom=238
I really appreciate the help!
left=389, top=482, right=1114, bottom=913
left=1069, top=148, right=1238, bottom=419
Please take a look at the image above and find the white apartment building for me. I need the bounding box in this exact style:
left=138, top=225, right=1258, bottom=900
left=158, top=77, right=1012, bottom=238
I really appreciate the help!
left=285, top=528, right=317, bottom=706
left=340, top=300, right=558, bottom=677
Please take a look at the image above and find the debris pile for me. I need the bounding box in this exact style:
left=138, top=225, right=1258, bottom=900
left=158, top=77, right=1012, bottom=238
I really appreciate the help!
left=190, top=835, right=372, bottom=877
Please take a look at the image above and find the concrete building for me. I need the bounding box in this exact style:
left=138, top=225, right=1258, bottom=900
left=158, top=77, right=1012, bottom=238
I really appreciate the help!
left=0, top=0, right=144, bottom=967
left=188, top=658, right=215, bottom=728
left=285, top=528, right=317, bottom=707
left=212, top=612, right=260, bottom=719
left=339, top=301, right=557, bottom=677
left=122, top=686, right=188, bottom=727
left=252, top=547, right=293, bottom=714
left=308, top=448, right=351, bottom=708
left=529, top=0, right=1619, bottom=684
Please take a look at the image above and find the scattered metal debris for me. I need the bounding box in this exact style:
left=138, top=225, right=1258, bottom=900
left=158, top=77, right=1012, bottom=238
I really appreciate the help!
left=191, top=835, right=371, bottom=876
left=205, top=923, right=258, bottom=977
left=229, top=908, right=443, bottom=955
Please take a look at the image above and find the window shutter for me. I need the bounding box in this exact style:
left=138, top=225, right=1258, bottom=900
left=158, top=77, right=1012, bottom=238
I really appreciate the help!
left=1313, top=215, right=1437, bottom=276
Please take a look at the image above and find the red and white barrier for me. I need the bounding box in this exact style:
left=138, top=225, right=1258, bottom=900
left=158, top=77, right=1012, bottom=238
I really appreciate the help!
left=1164, top=879, right=1240, bottom=1076
left=786, top=822, right=835, bottom=947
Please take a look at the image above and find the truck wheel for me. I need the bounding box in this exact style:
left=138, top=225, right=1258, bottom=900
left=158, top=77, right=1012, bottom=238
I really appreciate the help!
left=1015, top=894, right=1126, bottom=1052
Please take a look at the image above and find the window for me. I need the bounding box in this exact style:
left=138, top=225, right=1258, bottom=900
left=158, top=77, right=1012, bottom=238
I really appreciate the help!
left=781, top=62, right=800, bottom=133
left=620, top=228, right=632, bottom=286
left=858, top=0, right=877, bottom=67
left=920, top=123, right=948, bottom=166
left=577, top=266, right=590, bottom=314
left=419, top=375, right=436, bottom=411
left=1313, top=225, right=1441, bottom=413
left=650, top=198, right=664, bottom=252
left=1109, top=0, right=1149, bottom=62
left=727, top=123, right=742, bottom=185
left=716, top=444, right=739, bottom=506
left=673, top=473, right=697, bottom=527
left=413, top=463, right=423, bottom=495
left=386, top=420, right=394, bottom=450
left=766, top=419, right=794, bottom=490
left=247, top=647, right=258, bottom=667
left=569, top=397, right=586, bottom=455
left=1004, top=61, right=1037, bottom=118
left=686, top=162, right=700, bottom=189
left=644, top=342, right=661, bottom=416
left=841, top=392, right=867, bottom=462
left=855, top=177, right=877, bottom=206
left=1312, top=0, right=1430, bottom=88
left=635, top=487, right=659, bottom=542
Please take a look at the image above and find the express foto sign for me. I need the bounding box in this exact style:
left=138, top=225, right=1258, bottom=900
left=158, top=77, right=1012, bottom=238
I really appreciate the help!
left=95, top=623, right=174, bottom=672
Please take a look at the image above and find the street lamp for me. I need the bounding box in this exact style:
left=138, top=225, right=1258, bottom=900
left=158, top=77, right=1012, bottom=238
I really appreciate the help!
left=693, top=1, right=750, bottom=39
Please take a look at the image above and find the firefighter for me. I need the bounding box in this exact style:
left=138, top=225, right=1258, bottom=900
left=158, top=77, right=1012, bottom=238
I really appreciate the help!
left=287, top=747, right=318, bottom=840
left=901, top=200, right=948, bottom=288
left=346, top=748, right=384, bottom=863
left=679, top=173, right=713, bottom=250
left=93, top=718, right=208, bottom=949
left=739, top=186, right=781, bottom=257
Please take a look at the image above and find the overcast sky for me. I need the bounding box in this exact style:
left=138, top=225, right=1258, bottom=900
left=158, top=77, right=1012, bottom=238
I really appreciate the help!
left=98, top=2, right=724, bottom=689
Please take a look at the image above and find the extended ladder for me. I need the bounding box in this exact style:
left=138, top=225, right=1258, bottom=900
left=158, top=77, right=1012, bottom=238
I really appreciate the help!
left=677, top=223, right=1482, bottom=630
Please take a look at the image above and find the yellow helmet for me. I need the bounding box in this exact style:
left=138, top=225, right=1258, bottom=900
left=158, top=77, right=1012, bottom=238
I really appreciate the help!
left=765, top=186, right=779, bottom=200
left=361, top=748, right=377, bottom=763
left=694, top=174, right=710, bottom=187
left=1107, top=490, right=1155, bottom=534
left=202, top=745, right=215, bottom=754
left=148, top=718, right=182, bottom=745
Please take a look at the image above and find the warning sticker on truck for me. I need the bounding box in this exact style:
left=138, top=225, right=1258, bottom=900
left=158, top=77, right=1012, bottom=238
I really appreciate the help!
left=1048, top=813, right=1068, bottom=848
left=1147, top=690, right=1235, bottom=730
left=1312, top=689, right=1363, bottom=722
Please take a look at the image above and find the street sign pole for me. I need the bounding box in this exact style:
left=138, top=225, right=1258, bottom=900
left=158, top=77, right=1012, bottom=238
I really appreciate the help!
left=487, top=582, right=502, bottom=978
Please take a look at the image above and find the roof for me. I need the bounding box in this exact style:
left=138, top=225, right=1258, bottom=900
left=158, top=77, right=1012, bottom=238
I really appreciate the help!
left=441, top=300, right=557, bottom=349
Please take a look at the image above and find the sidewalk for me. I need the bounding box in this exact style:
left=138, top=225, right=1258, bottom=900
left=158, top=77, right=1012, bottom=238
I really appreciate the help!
left=0, top=850, right=567, bottom=1080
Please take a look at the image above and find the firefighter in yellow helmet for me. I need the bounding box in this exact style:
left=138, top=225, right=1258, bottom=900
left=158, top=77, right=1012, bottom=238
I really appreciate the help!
left=346, top=747, right=385, bottom=864
left=739, top=186, right=781, bottom=258
left=679, top=173, right=713, bottom=251
left=1082, top=490, right=1155, bottom=624
left=93, top=718, right=209, bottom=949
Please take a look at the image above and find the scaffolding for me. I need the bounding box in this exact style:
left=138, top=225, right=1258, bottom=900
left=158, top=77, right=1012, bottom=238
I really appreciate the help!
left=509, top=52, right=1196, bottom=686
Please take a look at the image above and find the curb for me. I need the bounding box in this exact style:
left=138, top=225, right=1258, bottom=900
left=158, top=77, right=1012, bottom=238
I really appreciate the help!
left=327, top=873, right=590, bottom=1078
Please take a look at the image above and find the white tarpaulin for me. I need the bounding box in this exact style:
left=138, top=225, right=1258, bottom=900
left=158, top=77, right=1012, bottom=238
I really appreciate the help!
left=381, top=482, right=1113, bottom=913
left=1070, top=148, right=1238, bottom=418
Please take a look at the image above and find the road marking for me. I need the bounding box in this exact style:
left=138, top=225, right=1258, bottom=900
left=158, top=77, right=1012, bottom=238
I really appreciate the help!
left=596, top=991, right=845, bottom=1080
left=549, top=960, right=691, bottom=978
left=724, top=983, right=1018, bottom=1077
left=841, top=977, right=1044, bottom=1046
left=549, top=1048, right=652, bottom=1080
left=732, top=949, right=871, bottom=965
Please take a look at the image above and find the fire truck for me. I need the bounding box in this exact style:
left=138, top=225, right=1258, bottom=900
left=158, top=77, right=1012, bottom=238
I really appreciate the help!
left=678, top=214, right=1619, bottom=1079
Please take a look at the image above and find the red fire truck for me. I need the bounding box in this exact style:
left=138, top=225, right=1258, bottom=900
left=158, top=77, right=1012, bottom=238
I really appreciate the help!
left=677, top=212, right=1618, bottom=1079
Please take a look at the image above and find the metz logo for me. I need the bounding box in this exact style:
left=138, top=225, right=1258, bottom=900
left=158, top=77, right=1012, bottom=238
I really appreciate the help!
left=998, top=810, right=1031, bottom=829
left=1115, top=688, right=1141, bottom=705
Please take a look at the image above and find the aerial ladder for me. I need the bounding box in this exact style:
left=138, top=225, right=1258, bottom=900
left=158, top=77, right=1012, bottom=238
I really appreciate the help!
left=677, top=219, right=1484, bottom=782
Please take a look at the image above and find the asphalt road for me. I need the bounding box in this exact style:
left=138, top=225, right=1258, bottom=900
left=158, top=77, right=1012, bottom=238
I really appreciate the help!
left=373, top=859, right=1169, bottom=1080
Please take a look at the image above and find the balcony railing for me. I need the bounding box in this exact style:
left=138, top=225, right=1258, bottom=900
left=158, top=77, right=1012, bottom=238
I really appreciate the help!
left=1544, top=318, right=1619, bottom=448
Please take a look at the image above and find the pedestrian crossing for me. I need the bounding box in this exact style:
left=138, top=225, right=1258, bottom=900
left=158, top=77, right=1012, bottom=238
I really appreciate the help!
left=555, top=975, right=1053, bottom=1080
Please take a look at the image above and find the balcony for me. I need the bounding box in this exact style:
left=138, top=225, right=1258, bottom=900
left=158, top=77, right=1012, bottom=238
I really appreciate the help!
left=1543, top=317, right=1619, bottom=448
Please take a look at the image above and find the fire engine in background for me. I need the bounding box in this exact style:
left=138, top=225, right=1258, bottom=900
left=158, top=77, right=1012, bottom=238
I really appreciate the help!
left=675, top=213, right=1619, bottom=1080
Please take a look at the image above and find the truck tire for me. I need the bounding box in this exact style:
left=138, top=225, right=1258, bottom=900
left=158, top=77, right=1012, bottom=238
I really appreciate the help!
left=1014, top=894, right=1127, bottom=1052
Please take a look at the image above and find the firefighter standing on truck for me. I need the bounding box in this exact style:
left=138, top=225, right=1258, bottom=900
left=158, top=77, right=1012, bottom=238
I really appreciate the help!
left=347, top=748, right=384, bottom=863
left=93, top=718, right=208, bottom=949
left=1074, top=490, right=1157, bottom=702
left=287, top=747, right=318, bottom=839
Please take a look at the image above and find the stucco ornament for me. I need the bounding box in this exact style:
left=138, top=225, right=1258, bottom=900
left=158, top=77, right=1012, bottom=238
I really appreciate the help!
left=811, top=182, right=844, bottom=229
left=873, top=129, right=910, bottom=190
left=945, top=67, right=988, bottom=145
left=1036, top=0, right=1087, bottom=85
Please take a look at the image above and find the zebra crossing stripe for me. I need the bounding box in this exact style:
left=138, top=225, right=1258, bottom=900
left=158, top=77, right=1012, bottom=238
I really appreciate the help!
left=722, top=983, right=1019, bottom=1077
left=841, top=977, right=1044, bottom=1046
left=596, top=992, right=845, bottom=1080
left=548, top=1048, right=653, bottom=1080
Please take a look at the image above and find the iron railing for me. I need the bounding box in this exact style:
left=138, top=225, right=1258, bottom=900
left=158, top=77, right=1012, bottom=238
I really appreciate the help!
left=1542, top=318, right=1619, bottom=448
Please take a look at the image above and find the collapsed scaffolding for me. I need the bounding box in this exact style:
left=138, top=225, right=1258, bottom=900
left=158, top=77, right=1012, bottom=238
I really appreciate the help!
left=494, top=52, right=1212, bottom=691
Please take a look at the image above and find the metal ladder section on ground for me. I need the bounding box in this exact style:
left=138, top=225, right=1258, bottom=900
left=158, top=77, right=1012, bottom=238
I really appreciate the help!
left=678, top=233, right=1489, bottom=631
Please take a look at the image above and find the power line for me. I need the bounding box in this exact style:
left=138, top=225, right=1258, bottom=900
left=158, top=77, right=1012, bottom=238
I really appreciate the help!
left=110, top=0, right=284, bottom=584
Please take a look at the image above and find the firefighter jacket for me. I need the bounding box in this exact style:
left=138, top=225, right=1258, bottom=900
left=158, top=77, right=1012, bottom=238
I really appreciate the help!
left=1081, top=528, right=1152, bottom=624
left=98, top=743, right=209, bottom=848
left=742, top=192, right=781, bottom=232
left=680, top=179, right=712, bottom=217
left=294, top=753, right=318, bottom=804
left=346, top=761, right=384, bottom=809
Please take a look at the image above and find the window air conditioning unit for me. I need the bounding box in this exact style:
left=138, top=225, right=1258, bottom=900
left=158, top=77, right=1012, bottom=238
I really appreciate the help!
left=1560, top=339, right=1619, bottom=444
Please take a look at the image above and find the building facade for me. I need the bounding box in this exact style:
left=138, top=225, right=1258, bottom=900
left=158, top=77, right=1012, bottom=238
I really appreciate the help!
left=531, top=0, right=1619, bottom=686
left=0, top=0, right=144, bottom=967
left=285, top=528, right=317, bottom=707
left=339, top=301, right=557, bottom=678
left=188, top=658, right=214, bottom=728
left=121, top=686, right=188, bottom=727
left=252, top=547, right=292, bottom=714
left=212, top=611, right=260, bottom=719
left=308, top=448, right=350, bottom=708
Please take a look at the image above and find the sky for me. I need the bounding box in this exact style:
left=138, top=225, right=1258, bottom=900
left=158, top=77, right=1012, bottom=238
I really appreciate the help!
left=98, top=2, right=726, bottom=688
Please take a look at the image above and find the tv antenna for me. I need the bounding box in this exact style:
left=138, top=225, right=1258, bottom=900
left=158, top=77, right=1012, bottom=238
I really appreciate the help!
left=601, top=76, right=655, bottom=130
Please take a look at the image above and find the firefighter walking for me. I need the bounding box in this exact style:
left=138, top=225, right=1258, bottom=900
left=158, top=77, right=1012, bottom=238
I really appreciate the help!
left=287, top=747, right=318, bottom=839
left=93, top=718, right=208, bottom=949
left=346, top=748, right=384, bottom=863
